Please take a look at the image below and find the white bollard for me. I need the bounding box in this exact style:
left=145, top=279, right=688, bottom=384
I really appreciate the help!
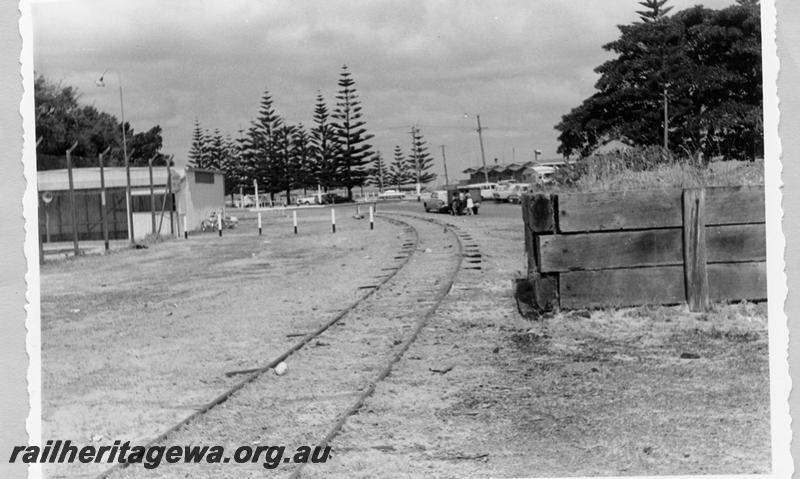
left=369, top=206, right=374, bottom=230
left=217, top=211, right=223, bottom=237
left=331, top=208, right=336, bottom=233
left=258, top=212, right=262, bottom=236
left=183, top=215, right=188, bottom=239
left=293, top=210, right=298, bottom=234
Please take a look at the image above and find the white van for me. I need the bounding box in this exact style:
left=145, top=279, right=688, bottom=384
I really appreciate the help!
left=467, top=182, right=497, bottom=201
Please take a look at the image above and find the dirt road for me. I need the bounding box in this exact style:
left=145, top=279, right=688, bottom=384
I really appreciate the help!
left=41, top=202, right=770, bottom=478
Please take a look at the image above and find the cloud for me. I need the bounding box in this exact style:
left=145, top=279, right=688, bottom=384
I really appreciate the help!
left=31, top=0, right=738, bottom=175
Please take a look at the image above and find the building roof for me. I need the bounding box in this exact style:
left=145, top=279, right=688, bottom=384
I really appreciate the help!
left=461, top=160, right=566, bottom=175
left=38, top=167, right=184, bottom=192
left=591, top=139, right=633, bottom=155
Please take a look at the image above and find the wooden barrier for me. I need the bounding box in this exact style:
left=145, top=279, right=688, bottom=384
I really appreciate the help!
left=520, top=185, right=766, bottom=312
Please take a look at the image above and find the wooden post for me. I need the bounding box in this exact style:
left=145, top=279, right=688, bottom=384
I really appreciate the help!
left=166, top=156, right=174, bottom=237
left=148, top=156, right=156, bottom=236
left=99, top=147, right=111, bottom=251
left=683, top=188, right=708, bottom=312
left=66, top=141, right=80, bottom=257
left=38, top=195, right=44, bottom=265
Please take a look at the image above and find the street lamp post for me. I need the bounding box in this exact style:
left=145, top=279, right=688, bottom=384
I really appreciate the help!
left=97, top=69, right=135, bottom=244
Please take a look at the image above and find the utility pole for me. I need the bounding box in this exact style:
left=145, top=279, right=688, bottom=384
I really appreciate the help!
left=377, top=152, right=384, bottom=192
left=475, top=115, right=488, bottom=183
left=411, top=126, right=421, bottom=200
left=663, top=87, right=669, bottom=153
left=440, top=144, right=449, bottom=186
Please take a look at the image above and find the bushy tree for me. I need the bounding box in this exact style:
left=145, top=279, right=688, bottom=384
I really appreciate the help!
left=34, top=74, right=165, bottom=169
left=555, top=1, right=762, bottom=161
left=331, top=65, right=374, bottom=200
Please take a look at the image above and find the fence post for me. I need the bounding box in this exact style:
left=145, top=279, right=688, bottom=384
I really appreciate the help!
left=148, top=156, right=156, bottom=236
left=99, top=147, right=111, bottom=251
left=66, top=141, right=80, bottom=257
left=683, top=188, right=708, bottom=312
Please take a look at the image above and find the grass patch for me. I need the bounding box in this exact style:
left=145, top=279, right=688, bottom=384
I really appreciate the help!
left=548, top=147, right=764, bottom=192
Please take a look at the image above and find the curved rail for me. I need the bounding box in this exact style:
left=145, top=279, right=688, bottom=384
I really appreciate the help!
left=288, top=211, right=466, bottom=478
left=97, top=215, right=421, bottom=479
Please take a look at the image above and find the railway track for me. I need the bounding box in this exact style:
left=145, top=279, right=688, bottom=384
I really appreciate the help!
left=104, top=211, right=476, bottom=478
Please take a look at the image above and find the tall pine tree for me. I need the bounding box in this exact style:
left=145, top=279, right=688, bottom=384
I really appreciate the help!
left=245, top=91, right=283, bottom=202
left=637, top=0, right=673, bottom=22
left=407, top=126, right=437, bottom=187
left=187, top=119, right=209, bottom=168
left=310, top=93, right=338, bottom=191
left=387, top=145, right=411, bottom=189
left=331, top=65, right=374, bottom=200
left=367, top=151, right=386, bottom=191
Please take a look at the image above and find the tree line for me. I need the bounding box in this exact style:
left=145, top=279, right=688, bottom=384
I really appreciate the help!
left=555, top=0, right=762, bottom=161
left=190, top=65, right=437, bottom=202
left=34, top=75, right=170, bottom=169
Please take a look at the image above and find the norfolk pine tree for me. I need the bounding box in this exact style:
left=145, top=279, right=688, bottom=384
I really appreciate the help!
left=331, top=65, right=374, bottom=200
left=387, top=145, right=411, bottom=189
left=310, top=93, right=338, bottom=191
left=408, top=126, right=437, bottom=188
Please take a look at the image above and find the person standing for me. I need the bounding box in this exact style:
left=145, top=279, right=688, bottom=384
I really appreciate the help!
left=465, top=192, right=474, bottom=215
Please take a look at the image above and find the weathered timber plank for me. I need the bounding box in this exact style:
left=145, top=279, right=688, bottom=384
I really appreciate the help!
left=705, top=185, right=765, bottom=225
left=537, top=224, right=765, bottom=272
left=683, top=188, right=709, bottom=312
left=706, top=224, right=766, bottom=263
left=538, top=229, right=683, bottom=272
left=560, top=266, right=686, bottom=309
left=559, top=262, right=766, bottom=309
left=521, top=193, right=554, bottom=233
left=708, top=262, right=767, bottom=302
left=555, top=186, right=765, bottom=233
left=557, top=189, right=683, bottom=232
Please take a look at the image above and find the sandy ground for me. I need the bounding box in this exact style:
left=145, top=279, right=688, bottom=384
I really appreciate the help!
left=40, top=201, right=770, bottom=478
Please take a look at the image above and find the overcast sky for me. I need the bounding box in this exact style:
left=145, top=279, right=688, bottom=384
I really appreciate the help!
left=31, top=0, right=736, bottom=178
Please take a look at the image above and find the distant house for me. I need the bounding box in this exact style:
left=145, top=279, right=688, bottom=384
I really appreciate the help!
left=463, top=159, right=566, bottom=184
left=37, top=166, right=224, bottom=242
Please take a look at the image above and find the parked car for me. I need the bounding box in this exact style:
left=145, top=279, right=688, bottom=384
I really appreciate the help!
left=423, top=190, right=450, bottom=213
left=493, top=181, right=520, bottom=202
left=377, top=189, right=406, bottom=200
left=297, top=195, right=318, bottom=205
left=320, top=193, right=349, bottom=204
left=507, top=184, right=533, bottom=204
